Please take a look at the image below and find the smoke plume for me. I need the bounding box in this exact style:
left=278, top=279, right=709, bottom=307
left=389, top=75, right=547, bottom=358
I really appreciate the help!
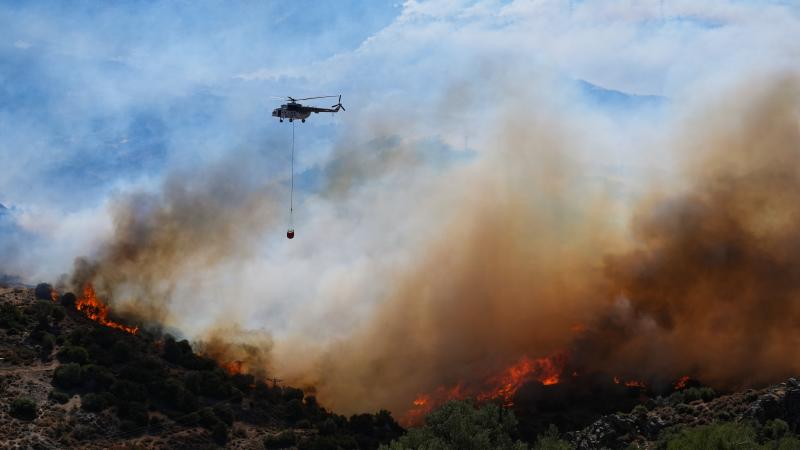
left=67, top=72, right=800, bottom=420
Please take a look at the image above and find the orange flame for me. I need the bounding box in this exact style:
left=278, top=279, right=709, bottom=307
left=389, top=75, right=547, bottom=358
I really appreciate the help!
left=477, top=355, right=565, bottom=406
left=674, top=375, right=691, bottom=390
left=613, top=376, right=647, bottom=388
left=222, top=360, right=244, bottom=375
left=77, top=284, right=138, bottom=334
left=402, top=354, right=566, bottom=426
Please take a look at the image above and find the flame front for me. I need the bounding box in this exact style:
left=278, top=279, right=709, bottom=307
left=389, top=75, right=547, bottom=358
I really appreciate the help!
left=402, top=354, right=566, bottom=426
left=477, top=355, right=565, bottom=405
left=674, top=375, right=691, bottom=390
left=77, top=284, right=138, bottom=334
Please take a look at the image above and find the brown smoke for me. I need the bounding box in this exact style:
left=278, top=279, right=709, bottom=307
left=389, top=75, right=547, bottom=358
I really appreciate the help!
left=66, top=71, right=800, bottom=421
left=581, top=75, right=800, bottom=388
left=69, top=159, right=281, bottom=325
left=294, top=73, right=800, bottom=415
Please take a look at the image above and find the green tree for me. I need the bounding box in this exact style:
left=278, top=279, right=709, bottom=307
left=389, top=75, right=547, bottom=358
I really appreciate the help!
left=380, top=400, right=528, bottom=450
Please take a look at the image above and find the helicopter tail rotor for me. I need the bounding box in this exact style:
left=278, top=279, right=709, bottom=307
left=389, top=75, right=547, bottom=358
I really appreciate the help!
left=331, top=95, right=346, bottom=111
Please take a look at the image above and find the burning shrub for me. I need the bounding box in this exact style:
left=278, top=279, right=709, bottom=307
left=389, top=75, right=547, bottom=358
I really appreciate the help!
left=9, top=396, right=37, bottom=420
left=57, top=345, right=90, bottom=364
left=53, top=363, right=83, bottom=389
left=34, top=283, right=54, bottom=301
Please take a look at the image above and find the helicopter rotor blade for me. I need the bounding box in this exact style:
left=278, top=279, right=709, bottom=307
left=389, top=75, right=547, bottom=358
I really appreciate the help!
left=294, top=95, right=339, bottom=101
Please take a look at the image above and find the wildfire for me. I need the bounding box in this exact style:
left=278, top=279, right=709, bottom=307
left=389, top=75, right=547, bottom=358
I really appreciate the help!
left=402, top=354, right=566, bottom=426
left=477, top=355, right=565, bottom=405
left=674, top=375, right=691, bottom=390
left=77, top=284, right=138, bottom=334
left=222, top=360, right=244, bottom=375
left=613, top=376, right=647, bottom=388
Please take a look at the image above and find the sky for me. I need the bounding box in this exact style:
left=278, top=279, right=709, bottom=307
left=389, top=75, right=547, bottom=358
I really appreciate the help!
left=1, top=0, right=800, bottom=413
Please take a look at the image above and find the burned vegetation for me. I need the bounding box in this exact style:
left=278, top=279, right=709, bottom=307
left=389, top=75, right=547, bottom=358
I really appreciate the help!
left=0, top=285, right=403, bottom=449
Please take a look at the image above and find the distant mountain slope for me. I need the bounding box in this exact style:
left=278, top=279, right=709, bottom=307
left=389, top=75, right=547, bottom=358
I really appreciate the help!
left=578, top=80, right=667, bottom=110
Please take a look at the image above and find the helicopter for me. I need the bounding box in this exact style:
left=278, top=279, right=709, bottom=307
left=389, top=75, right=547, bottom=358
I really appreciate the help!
left=272, top=95, right=345, bottom=123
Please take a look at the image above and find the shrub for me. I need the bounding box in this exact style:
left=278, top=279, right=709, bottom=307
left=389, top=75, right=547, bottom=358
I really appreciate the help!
left=380, top=400, right=527, bottom=450
left=10, top=396, right=37, bottom=420
left=264, top=430, right=296, bottom=449
left=0, top=302, right=27, bottom=331
left=213, top=403, right=235, bottom=426
left=199, top=407, right=222, bottom=429
left=81, top=392, right=114, bottom=412
left=53, top=363, right=83, bottom=389
left=212, top=421, right=229, bottom=445
left=57, top=345, right=90, bottom=364
left=60, top=292, right=77, bottom=308
left=49, top=390, right=70, bottom=404
left=763, top=419, right=790, bottom=440
left=118, top=401, right=149, bottom=426
left=185, top=370, right=231, bottom=398
left=661, top=422, right=757, bottom=449
left=111, top=380, right=147, bottom=402
left=50, top=305, right=65, bottom=322
left=34, top=283, right=54, bottom=300
left=40, top=333, right=55, bottom=356
left=682, top=387, right=716, bottom=403
left=83, top=364, right=116, bottom=390
left=533, top=425, right=571, bottom=450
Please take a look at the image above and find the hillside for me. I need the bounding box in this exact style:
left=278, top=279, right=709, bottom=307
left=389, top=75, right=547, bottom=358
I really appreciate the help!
left=4, top=284, right=800, bottom=450
left=0, top=286, right=403, bottom=449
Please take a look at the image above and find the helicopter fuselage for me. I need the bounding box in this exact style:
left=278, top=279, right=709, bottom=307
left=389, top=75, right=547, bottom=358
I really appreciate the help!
left=272, top=101, right=341, bottom=122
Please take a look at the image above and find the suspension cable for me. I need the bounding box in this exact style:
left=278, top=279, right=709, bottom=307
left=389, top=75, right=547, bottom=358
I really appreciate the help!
left=290, top=120, right=295, bottom=227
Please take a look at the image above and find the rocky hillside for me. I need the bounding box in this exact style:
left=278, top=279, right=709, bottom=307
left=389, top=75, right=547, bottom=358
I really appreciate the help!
left=569, top=378, right=800, bottom=449
left=0, top=285, right=403, bottom=449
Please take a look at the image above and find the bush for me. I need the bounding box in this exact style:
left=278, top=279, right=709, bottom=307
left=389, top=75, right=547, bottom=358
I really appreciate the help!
left=213, top=403, right=235, bottom=426
left=49, top=390, right=70, bottom=404
left=34, top=283, right=54, bottom=301
left=211, top=421, right=228, bottom=445
left=763, top=419, right=790, bottom=440
left=40, top=333, right=55, bottom=356
left=118, top=401, right=149, bottom=426
left=83, top=364, right=116, bottom=390
left=81, top=392, right=114, bottom=412
left=380, top=400, right=527, bottom=450
left=662, top=422, right=756, bottom=449
left=10, top=396, right=37, bottom=420
left=0, top=302, right=27, bottom=331
left=57, top=345, right=90, bottom=364
left=111, top=380, right=147, bottom=402
left=53, top=363, right=83, bottom=389
left=533, top=425, right=571, bottom=450
left=60, top=292, right=77, bottom=308
left=264, top=430, right=296, bottom=449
